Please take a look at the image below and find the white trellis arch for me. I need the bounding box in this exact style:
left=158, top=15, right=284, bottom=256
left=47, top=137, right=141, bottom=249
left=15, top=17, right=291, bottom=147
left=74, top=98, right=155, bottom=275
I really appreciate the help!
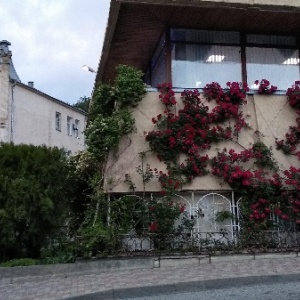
left=236, top=197, right=243, bottom=231
left=173, top=193, right=192, bottom=211
left=195, top=193, right=237, bottom=240
left=170, top=192, right=242, bottom=236
left=171, top=194, right=192, bottom=232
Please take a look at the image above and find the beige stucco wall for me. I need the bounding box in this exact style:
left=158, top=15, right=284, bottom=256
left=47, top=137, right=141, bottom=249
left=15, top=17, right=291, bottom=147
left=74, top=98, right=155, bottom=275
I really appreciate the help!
left=104, top=91, right=297, bottom=193
left=10, top=84, right=86, bottom=154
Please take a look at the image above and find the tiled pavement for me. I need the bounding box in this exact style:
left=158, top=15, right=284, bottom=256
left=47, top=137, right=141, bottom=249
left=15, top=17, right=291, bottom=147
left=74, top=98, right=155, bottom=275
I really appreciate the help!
left=1, top=255, right=300, bottom=300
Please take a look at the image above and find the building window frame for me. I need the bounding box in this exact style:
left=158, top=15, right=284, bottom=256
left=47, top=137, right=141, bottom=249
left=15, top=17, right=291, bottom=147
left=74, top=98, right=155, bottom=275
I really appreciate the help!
left=55, top=112, right=61, bottom=131
left=67, top=116, right=73, bottom=136
left=73, top=119, right=80, bottom=138
left=147, top=27, right=300, bottom=91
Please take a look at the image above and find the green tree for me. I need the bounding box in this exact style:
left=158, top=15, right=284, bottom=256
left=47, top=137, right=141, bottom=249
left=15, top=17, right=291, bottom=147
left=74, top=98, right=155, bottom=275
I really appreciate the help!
left=73, top=96, right=91, bottom=113
left=0, top=143, right=71, bottom=260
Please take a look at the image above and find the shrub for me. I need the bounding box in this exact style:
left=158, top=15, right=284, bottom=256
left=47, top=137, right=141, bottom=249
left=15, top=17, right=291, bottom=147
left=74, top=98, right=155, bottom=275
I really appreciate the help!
left=0, top=143, right=71, bottom=261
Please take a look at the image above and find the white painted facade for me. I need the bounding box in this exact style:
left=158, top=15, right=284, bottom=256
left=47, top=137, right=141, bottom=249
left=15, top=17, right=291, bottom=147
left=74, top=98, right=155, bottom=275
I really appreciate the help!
left=9, top=83, right=86, bottom=154
left=0, top=40, right=86, bottom=155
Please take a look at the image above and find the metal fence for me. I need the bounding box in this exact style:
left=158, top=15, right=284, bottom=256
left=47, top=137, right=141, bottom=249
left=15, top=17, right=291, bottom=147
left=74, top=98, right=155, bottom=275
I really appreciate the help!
left=75, top=230, right=300, bottom=258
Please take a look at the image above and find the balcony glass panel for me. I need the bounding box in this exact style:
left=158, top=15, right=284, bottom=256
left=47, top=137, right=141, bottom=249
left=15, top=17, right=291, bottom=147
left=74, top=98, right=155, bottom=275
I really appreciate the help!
left=151, top=46, right=167, bottom=87
left=172, top=43, right=242, bottom=88
left=246, top=47, right=300, bottom=90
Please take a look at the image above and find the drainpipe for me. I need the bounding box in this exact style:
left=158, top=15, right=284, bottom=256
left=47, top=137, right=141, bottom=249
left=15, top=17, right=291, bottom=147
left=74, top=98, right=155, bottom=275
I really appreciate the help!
left=10, top=80, right=17, bottom=143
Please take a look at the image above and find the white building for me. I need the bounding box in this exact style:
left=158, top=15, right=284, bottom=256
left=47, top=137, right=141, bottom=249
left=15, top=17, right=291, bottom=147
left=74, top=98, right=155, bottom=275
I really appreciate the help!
left=0, top=40, right=87, bottom=155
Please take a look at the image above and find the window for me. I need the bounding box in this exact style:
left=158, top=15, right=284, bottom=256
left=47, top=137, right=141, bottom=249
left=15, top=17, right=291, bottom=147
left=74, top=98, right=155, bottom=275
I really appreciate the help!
left=246, top=34, right=299, bottom=90
left=145, top=32, right=167, bottom=86
left=247, top=47, right=299, bottom=90
left=147, top=29, right=300, bottom=90
left=74, top=119, right=80, bottom=138
left=170, top=30, right=242, bottom=88
left=172, top=44, right=242, bottom=88
left=55, top=112, right=61, bottom=131
left=67, top=116, right=72, bottom=136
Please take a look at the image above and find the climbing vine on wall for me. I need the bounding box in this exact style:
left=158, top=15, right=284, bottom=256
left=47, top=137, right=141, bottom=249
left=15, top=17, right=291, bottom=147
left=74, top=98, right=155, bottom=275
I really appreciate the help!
left=86, top=65, right=146, bottom=160
left=145, top=80, right=300, bottom=231
left=77, top=65, right=146, bottom=251
left=146, top=82, right=249, bottom=186
left=123, top=152, right=195, bottom=234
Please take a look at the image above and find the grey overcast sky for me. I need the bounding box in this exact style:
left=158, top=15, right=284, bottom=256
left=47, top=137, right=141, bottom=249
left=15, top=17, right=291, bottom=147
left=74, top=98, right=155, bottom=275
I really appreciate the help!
left=1, top=0, right=110, bottom=104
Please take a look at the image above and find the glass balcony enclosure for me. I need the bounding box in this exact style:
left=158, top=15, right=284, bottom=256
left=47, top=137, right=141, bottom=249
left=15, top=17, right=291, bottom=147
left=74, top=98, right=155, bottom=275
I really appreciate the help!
left=146, top=28, right=300, bottom=91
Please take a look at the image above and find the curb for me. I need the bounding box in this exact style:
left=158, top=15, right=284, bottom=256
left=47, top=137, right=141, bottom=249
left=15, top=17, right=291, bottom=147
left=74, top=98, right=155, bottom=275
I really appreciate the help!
left=0, top=252, right=298, bottom=280
left=0, top=257, right=153, bottom=279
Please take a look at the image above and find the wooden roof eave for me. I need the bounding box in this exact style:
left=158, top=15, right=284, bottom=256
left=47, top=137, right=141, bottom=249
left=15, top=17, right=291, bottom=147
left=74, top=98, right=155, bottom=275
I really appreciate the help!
left=110, top=0, right=300, bottom=11
left=94, top=0, right=121, bottom=92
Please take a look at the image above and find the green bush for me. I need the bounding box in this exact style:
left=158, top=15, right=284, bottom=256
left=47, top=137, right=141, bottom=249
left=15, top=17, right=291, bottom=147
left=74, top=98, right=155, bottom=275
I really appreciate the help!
left=0, top=143, right=71, bottom=261
left=0, top=258, right=37, bottom=267
left=76, top=223, right=111, bottom=257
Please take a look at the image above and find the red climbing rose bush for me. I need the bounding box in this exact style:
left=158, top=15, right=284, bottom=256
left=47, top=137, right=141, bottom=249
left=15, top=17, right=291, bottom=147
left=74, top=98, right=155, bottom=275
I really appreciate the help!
left=147, top=81, right=250, bottom=182
left=203, top=81, right=249, bottom=105
left=147, top=198, right=184, bottom=233
left=254, top=79, right=277, bottom=95
left=203, top=82, right=248, bottom=134
left=157, top=82, right=177, bottom=107
left=286, top=81, right=300, bottom=109
left=211, top=146, right=289, bottom=231
left=283, top=167, right=300, bottom=224
left=276, top=82, right=300, bottom=157
left=146, top=82, right=249, bottom=182
left=144, top=81, right=300, bottom=232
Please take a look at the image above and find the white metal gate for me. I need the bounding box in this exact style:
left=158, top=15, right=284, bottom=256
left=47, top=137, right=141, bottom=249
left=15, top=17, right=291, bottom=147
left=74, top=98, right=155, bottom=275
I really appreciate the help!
left=173, top=192, right=240, bottom=240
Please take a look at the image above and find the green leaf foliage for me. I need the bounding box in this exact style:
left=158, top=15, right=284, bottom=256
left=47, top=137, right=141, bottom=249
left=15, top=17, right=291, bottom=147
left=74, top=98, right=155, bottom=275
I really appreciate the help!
left=67, top=151, right=99, bottom=233
left=85, top=110, right=135, bottom=159
left=89, top=84, right=115, bottom=121
left=86, top=65, right=145, bottom=160
left=0, top=143, right=71, bottom=261
left=73, top=96, right=91, bottom=113
left=114, top=65, right=146, bottom=108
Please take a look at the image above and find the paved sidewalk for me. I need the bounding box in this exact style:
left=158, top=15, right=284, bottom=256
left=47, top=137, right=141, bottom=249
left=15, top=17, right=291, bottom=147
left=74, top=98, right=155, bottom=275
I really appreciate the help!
left=1, top=255, right=300, bottom=300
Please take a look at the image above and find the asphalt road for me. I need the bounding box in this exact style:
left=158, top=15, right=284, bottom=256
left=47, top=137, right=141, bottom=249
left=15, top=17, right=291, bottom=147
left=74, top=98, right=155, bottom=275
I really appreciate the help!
left=67, top=274, right=300, bottom=300
left=120, top=281, right=300, bottom=300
